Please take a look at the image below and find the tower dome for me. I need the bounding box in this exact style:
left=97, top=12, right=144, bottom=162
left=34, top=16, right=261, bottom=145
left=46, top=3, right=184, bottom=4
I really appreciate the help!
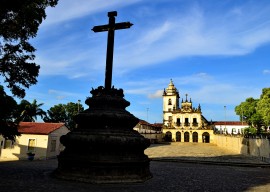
left=165, top=79, right=178, bottom=96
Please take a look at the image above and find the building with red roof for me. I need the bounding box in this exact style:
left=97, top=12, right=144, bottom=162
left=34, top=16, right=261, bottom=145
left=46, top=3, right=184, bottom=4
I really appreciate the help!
left=0, top=122, right=69, bottom=160
left=134, top=120, right=163, bottom=143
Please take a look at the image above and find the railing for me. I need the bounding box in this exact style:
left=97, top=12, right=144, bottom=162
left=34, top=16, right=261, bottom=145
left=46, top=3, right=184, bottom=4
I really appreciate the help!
left=184, top=122, right=190, bottom=126
left=174, top=122, right=181, bottom=126
left=192, top=122, right=198, bottom=127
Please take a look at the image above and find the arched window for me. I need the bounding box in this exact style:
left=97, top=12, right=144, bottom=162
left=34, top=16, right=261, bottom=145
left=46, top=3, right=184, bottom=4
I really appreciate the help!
left=168, top=99, right=172, bottom=105
left=164, top=131, right=172, bottom=142
left=192, top=132, right=198, bottom=142
left=202, top=132, right=210, bottom=143
left=184, top=132, right=189, bottom=142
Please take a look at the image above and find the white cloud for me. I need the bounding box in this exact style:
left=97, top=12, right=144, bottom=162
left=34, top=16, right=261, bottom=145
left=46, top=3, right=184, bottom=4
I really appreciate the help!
left=125, top=88, right=150, bottom=95
left=123, top=73, right=261, bottom=107
left=48, top=89, right=82, bottom=100
left=113, top=3, right=270, bottom=71
left=35, top=2, right=270, bottom=77
left=189, top=84, right=260, bottom=105
left=42, top=0, right=142, bottom=26
left=148, top=90, right=163, bottom=99
left=263, top=69, right=270, bottom=74
left=124, top=73, right=212, bottom=97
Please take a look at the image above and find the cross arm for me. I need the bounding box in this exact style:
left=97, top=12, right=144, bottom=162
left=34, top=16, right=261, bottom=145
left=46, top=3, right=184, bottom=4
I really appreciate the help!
left=114, top=22, right=133, bottom=30
left=92, top=22, right=133, bottom=33
left=92, top=25, right=109, bottom=32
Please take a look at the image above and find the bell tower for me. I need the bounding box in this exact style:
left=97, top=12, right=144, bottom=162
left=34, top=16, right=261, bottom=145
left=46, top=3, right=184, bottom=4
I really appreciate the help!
left=163, top=79, right=179, bottom=127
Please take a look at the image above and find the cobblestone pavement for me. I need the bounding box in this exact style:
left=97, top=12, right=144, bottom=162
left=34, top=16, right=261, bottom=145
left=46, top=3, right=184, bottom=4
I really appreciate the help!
left=1, top=143, right=270, bottom=192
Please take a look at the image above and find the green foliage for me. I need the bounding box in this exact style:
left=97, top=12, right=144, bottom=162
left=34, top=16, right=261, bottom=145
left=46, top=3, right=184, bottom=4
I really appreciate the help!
left=235, top=97, right=260, bottom=127
left=44, top=102, right=84, bottom=130
left=0, top=0, right=58, bottom=98
left=0, top=85, right=20, bottom=140
left=18, top=99, right=46, bottom=122
left=243, top=127, right=257, bottom=136
left=235, top=88, right=270, bottom=130
left=0, top=0, right=58, bottom=140
left=257, top=88, right=270, bottom=127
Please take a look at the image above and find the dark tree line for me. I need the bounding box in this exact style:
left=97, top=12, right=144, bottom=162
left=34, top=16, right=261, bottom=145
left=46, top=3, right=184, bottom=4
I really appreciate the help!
left=44, top=102, right=84, bottom=130
left=1, top=85, right=84, bottom=140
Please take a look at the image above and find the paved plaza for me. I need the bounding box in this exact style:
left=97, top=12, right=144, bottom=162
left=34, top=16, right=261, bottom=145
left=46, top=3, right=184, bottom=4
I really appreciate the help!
left=1, top=143, right=270, bottom=192
left=145, top=143, right=266, bottom=164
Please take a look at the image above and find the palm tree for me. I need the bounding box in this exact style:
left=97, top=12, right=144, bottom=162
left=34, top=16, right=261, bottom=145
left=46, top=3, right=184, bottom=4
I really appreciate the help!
left=20, top=99, right=46, bottom=122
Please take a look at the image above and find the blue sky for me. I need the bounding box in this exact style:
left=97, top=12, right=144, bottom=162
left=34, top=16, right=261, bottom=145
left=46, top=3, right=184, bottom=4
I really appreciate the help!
left=9, top=0, right=270, bottom=123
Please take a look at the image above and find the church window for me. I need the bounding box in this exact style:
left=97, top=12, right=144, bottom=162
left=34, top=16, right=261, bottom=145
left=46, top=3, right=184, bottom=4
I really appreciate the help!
left=167, top=116, right=172, bottom=127
left=192, top=118, right=198, bottom=126
left=168, top=99, right=172, bottom=105
left=168, top=108, right=171, bottom=111
left=184, top=118, right=189, bottom=126
left=176, top=118, right=181, bottom=126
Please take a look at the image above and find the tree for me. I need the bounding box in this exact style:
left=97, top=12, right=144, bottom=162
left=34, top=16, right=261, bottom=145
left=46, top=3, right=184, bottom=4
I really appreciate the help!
left=257, top=88, right=270, bottom=128
left=19, top=99, right=46, bottom=122
left=0, top=0, right=58, bottom=98
left=235, top=88, right=270, bottom=130
left=44, top=102, right=84, bottom=130
left=0, top=85, right=20, bottom=140
left=0, top=0, right=58, bottom=140
left=235, top=97, right=261, bottom=127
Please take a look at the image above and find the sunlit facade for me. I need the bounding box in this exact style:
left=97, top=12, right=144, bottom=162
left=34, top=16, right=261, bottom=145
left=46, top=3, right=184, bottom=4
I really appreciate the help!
left=162, top=80, right=214, bottom=143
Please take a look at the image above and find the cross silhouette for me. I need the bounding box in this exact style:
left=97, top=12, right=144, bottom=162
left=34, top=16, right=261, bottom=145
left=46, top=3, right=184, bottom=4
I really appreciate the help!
left=185, top=94, right=188, bottom=102
left=92, top=11, right=133, bottom=90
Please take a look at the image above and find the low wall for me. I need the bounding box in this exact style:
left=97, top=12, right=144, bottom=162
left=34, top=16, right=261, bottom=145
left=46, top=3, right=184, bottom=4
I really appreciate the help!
left=214, top=134, right=270, bottom=162
left=141, top=133, right=163, bottom=143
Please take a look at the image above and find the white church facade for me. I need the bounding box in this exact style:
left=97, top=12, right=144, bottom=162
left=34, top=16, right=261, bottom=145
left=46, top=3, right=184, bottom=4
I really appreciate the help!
left=162, top=80, right=214, bottom=143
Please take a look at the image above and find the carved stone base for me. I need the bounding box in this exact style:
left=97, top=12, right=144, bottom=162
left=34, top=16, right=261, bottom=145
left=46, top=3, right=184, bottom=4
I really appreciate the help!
left=55, top=87, right=152, bottom=183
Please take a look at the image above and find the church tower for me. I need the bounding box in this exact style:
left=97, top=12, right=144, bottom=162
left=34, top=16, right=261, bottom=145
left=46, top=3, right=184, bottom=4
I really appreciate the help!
left=163, top=79, right=179, bottom=127
left=162, top=79, right=212, bottom=143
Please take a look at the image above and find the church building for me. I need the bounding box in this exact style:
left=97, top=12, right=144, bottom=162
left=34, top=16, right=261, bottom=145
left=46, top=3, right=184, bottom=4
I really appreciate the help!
left=162, top=80, right=214, bottom=143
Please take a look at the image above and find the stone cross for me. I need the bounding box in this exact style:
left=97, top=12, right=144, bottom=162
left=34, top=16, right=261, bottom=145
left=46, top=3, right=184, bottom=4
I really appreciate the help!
left=92, top=11, right=133, bottom=90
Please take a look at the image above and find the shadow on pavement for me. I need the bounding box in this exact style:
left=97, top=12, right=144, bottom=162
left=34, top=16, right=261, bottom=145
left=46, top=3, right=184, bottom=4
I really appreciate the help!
left=1, top=157, right=270, bottom=191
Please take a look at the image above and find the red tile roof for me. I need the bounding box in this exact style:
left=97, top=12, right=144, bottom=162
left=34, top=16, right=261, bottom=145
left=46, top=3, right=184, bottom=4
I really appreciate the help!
left=138, top=120, right=162, bottom=127
left=18, top=122, right=66, bottom=135
left=213, top=121, right=248, bottom=126
left=152, top=123, right=163, bottom=128
left=138, top=120, right=151, bottom=126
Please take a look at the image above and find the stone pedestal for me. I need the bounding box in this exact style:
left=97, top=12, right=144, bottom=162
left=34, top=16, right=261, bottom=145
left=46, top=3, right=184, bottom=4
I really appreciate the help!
left=55, top=87, right=152, bottom=183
